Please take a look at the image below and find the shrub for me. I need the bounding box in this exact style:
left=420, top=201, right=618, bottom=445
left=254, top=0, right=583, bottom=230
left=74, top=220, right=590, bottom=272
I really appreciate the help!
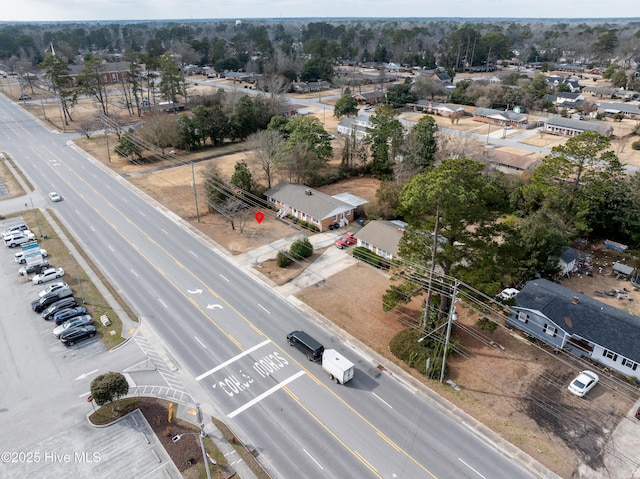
left=276, top=250, right=292, bottom=268
left=631, top=141, right=640, bottom=151
left=476, top=318, right=498, bottom=333
left=353, top=246, right=390, bottom=269
left=290, top=238, right=313, bottom=260
left=389, top=328, right=446, bottom=378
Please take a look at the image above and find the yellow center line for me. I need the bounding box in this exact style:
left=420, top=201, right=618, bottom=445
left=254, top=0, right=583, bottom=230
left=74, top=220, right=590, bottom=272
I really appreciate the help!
left=34, top=142, right=439, bottom=478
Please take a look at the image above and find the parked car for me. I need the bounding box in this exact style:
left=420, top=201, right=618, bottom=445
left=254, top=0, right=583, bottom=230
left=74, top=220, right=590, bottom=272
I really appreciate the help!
left=18, top=259, right=49, bottom=276
left=59, top=325, right=97, bottom=346
left=14, top=248, right=48, bottom=264
left=4, top=231, right=35, bottom=248
left=48, top=192, right=62, bottom=202
left=31, top=287, right=73, bottom=313
left=635, top=407, right=640, bottom=420
left=334, top=233, right=357, bottom=249
left=52, top=306, right=88, bottom=326
left=2, top=223, right=28, bottom=239
left=53, top=315, right=93, bottom=338
left=497, top=288, right=520, bottom=301
left=568, top=370, right=599, bottom=397
left=18, top=93, right=30, bottom=100
left=38, top=281, right=68, bottom=298
left=41, top=297, right=78, bottom=320
left=32, top=267, right=64, bottom=284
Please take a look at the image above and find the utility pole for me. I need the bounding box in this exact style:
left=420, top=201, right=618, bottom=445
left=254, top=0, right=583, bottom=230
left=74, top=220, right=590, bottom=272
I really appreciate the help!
left=191, top=162, right=200, bottom=223
left=196, top=403, right=212, bottom=479
left=69, top=252, right=87, bottom=304
left=440, top=279, right=459, bottom=383
left=28, top=198, right=43, bottom=237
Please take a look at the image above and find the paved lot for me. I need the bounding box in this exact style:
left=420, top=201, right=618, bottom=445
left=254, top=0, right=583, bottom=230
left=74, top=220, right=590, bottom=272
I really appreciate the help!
left=1, top=409, right=181, bottom=479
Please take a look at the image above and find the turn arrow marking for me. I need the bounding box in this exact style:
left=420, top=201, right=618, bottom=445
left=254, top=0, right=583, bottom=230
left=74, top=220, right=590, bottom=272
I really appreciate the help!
left=75, top=369, right=99, bottom=380
left=206, top=304, right=223, bottom=310
left=188, top=289, right=203, bottom=294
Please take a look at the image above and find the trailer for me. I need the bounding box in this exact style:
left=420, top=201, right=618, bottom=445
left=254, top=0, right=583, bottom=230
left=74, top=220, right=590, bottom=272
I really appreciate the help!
left=322, top=349, right=355, bottom=385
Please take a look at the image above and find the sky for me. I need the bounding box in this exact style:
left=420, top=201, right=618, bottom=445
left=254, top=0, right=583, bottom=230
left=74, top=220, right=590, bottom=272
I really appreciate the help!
left=1, top=0, right=636, bottom=22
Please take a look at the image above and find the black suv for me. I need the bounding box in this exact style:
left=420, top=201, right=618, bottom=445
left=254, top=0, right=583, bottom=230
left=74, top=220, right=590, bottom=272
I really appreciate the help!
left=31, top=288, right=73, bottom=313
left=59, top=325, right=97, bottom=346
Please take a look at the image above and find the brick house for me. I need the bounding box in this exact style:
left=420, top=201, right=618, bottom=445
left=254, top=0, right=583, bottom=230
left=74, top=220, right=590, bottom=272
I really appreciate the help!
left=264, top=183, right=368, bottom=232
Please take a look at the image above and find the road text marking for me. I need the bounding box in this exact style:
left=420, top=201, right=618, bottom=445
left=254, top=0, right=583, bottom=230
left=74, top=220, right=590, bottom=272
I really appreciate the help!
left=227, top=370, right=305, bottom=418
left=196, top=339, right=271, bottom=381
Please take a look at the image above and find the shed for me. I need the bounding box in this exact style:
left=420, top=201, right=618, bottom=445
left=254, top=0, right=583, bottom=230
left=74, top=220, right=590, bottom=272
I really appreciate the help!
left=612, top=262, right=634, bottom=279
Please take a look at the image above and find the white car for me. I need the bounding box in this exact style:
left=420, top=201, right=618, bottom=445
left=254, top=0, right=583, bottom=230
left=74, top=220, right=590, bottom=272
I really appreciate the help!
left=14, top=248, right=48, bottom=264
left=49, top=192, right=62, bottom=202
left=4, top=231, right=35, bottom=248
left=32, top=267, right=65, bottom=285
left=2, top=224, right=28, bottom=239
left=38, top=281, right=69, bottom=298
left=497, top=288, right=520, bottom=301
left=568, top=370, right=599, bottom=397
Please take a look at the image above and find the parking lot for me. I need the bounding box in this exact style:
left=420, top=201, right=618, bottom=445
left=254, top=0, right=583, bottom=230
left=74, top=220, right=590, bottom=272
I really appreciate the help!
left=0, top=217, right=191, bottom=478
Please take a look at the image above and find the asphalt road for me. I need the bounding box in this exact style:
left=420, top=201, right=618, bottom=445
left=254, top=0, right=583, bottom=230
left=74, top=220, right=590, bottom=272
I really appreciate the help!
left=0, top=94, right=544, bottom=479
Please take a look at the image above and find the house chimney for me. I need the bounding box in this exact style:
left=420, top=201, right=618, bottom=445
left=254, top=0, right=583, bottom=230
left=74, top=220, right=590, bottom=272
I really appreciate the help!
left=571, top=296, right=579, bottom=304
left=305, top=189, right=312, bottom=195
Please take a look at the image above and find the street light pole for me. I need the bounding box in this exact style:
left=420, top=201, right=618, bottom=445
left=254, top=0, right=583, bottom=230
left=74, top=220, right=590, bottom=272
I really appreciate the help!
left=69, top=252, right=86, bottom=304
left=28, top=198, right=43, bottom=237
left=191, top=162, right=200, bottom=223
left=196, top=403, right=212, bottom=479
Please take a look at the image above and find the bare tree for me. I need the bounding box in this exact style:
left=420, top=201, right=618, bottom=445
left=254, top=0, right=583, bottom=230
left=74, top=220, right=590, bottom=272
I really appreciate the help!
left=138, top=112, right=180, bottom=153
left=246, top=129, right=284, bottom=189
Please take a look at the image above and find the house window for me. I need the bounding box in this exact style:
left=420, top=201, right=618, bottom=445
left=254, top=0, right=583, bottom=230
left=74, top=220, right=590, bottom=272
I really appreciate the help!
left=543, top=324, right=557, bottom=337
left=292, top=208, right=297, bottom=215
left=517, top=312, right=528, bottom=323
left=603, top=349, right=618, bottom=361
left=622, top=358, right=638, bottom=371
left=334, top=214, right=338, bottom=222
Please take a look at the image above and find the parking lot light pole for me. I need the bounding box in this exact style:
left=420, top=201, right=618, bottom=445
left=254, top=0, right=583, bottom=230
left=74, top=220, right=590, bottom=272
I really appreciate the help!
left=69, top=252, right=86, bottom=304
left=28, top=198, right=43, bottom=237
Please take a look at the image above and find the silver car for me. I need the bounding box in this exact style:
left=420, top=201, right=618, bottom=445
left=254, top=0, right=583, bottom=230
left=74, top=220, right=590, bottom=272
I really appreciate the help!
left=53, top=315, right=93, bottom=338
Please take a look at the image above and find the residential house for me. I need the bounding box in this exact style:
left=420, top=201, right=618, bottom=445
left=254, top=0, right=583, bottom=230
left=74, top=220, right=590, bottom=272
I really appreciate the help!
left=264, top=183, right=368, bottom=232
left=354, top=220, right=406, bottom=260
left=543, top=116, right=613, bottom=137
left=554, top=92, right=584, bottom=106
left=473, top=108, right=528, bottom=128
left=507, top=278, right=640, bottom=381
left=485, top=149, right=541, bottom=175
left=66, top=61, right=132, bottom=87
left=597, top=102, right=640, bottom=119
left=353, top=89, right=386, bottom=105
left=411, top=101, right=466, bottom=117
left=292, top=81, right=331, bottom=93
left=337, top=115, right=372, bottom=140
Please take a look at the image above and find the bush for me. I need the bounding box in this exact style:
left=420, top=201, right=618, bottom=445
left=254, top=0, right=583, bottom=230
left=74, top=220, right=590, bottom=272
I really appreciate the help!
left=631, top=141, right=640, bottom=151
left=290, top=238, right=313, bottom=260
left=389, top=328, right=445, bottom=378
left=476, top=318, right=498, bottom=333
left=276, top=250, right=292, bottom=268
left=352, top=246, right=390, bottom=269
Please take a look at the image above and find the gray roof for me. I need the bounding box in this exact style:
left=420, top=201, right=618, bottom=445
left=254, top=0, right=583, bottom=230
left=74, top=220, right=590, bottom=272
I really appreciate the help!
left=560, top=247, right=578, bottom=265
left=613, top=262, right=634, bottom=276
left=474, top=108, right=527, bottom=122
left=354, top=221, right=405, bottom=256
left=264, top=183, right=352, bottom=220
left=598, top=102, right=640, bottom=114
left=331, top=192, right=368, bottom=208
left=516, top=279, right=640, bottom=362
left=544, top=116, right=612, bottom=135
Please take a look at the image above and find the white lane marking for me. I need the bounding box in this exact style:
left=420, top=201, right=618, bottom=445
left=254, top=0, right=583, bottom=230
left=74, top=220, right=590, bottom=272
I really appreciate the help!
left=158, top=298, right=167, bottom=309
left=219, top=274, right=229, bottom=282
left=189, top=250, right=198, bottom=257
left=194, top=336, right=207, bottom=349
left=196, top=339, right=271, bottom=381
left=227, top=370, right=306, bottom=419
left=78, top=391, right=91, bottom=398
left=139, top=211, right=146, bottom=217
left=161, top=228, right=168, bottom=235
left=75, top=209, right=81, bottom=215
left=372, top=392, right=393, bottom=409
left=131, top=269, right=138, bottom=277
left=458, top=458, right=486, bottom=478
left=89, top=225, right=95, bottom=232
left=258, top=304, right=270, bottom=314
left=303, top=449, right=324, bottom=470
left=108, top=245, right=115, bottom=252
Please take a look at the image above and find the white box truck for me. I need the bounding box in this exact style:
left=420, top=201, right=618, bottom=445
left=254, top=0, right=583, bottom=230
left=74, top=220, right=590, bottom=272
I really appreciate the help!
left=322, top=349, right=355, bottom=385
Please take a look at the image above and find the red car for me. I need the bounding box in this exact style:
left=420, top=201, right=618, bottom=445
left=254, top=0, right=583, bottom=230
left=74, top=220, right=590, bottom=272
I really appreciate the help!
left=334, top=233, right=357, bottom=249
